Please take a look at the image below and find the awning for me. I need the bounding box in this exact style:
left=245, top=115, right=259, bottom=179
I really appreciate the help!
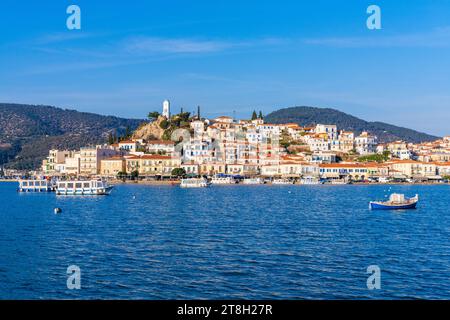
left=426, top=175, right=442, bottom=180
left=392, top=175, right=407, bottom=179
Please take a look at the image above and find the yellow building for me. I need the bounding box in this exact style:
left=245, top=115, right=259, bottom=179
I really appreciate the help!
left=100, top=157, right=126, bottom=176
left=387, top=160, right=437, bottom=178
left=139, top=155, right=181, bottom=176
left=125, top=155, right=181, bottom=176
left=199, top=163, right=226, bottom=176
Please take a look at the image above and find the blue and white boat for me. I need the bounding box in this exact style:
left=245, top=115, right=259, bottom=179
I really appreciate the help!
left=369, top=193, right=418, bottom=210
left=18, top=179, right=54, bottom=192
left=56, top=180, right=113, bottom=195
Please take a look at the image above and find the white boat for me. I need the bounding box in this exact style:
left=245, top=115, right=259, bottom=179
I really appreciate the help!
left=242, top=177, right=265, bottom=184
left=56, top=180, right=113, bottom=195
left=18, top=179, right=54, bottom=192
left=210, top=175, right=237, bottom=185
left=299, top=176, right=322, bottom=185
left=378, top=177, right=390, bottom=183
left=330, top=179, right=348, bottom=185
left=272, top=178, right=294, bottom=185
left=180, top=178, right=209, bottom=188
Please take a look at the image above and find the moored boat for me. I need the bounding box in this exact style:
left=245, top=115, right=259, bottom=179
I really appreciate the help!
left=299, top=176, right=322, bottom=185
left=272, top=178, right=294, bottom=185
left=56, top=180, right=113, bottom=195
left=242, top=177, right=265, bottom=184
left=210, top=175, right=237, bottom=185
left=369, top=193, right=418, bottom=210
left=18, top=179, right=54, bottom=192
left=180, top=177, right=209, bottom=188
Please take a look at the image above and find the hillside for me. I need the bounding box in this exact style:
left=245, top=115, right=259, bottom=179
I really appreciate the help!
left=0, top=103, right=144, bottom=169
left=265, top=106, right=438, bottom=143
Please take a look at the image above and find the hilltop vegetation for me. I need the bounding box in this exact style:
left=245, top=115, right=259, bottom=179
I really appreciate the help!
left=265, top=106, right=438, bottom=143
left=0, top=103, right=144, bottom=169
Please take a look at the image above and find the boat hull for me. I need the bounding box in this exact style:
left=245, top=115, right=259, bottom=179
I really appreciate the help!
left=369, top=201, right=417, bottom=210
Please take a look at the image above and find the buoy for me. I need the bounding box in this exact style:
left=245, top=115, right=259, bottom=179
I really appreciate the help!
left=132, top=195, right=136, bottom=200
left=54, top=208, right=62, bottom=214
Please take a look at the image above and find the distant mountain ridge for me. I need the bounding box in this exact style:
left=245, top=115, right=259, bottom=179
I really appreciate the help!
left=0, top=103, right=144, bottom=169
left=0, top=103, right=440, bottom=170
left=265, top=106, right=438, bottom=143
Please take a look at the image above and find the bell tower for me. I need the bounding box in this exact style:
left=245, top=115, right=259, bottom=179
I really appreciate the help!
left=162, top=99, right=170, bottom=118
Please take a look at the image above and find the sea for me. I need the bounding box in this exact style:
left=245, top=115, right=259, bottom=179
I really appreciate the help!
left=0, top=182, right=449, bottom=299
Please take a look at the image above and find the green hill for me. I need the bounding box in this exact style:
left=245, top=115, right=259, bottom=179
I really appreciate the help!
left=265, top=106, right=438, bottom=143
left=0, top=103, right=144, bottom=169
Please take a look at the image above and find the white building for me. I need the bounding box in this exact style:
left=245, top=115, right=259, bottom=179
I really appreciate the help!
left=315, top=124, right=338, bottom=140
left=162, top=99, right=170, bottom=118
left=355, top=132, right=377, bottom=155
left=146, top=140, right=175, bottom=155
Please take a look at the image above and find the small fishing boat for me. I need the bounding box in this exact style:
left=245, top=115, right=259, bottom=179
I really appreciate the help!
left=180, top=178, right=209, bottom=188
left=369, top=193, right=418, bottom=210
left=56, top=180, right=113, bottom=195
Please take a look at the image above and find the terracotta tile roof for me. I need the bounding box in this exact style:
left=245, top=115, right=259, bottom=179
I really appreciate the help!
left=102, top=156, right=124, bottom=161
left=140, top=155, right=174, bottom=160
left=147, top=140, right=175, bottom=145
left=319, top=163, right=370, bottom=168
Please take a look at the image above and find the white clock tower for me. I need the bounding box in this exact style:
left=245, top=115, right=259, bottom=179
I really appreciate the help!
left=162, top=99, right=170, bottom=118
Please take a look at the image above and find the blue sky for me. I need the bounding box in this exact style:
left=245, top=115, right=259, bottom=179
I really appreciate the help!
left=1, top=0, right=450, bottom=135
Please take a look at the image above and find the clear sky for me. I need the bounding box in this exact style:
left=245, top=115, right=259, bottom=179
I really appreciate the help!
left=1, top=0, right=450, bottom=135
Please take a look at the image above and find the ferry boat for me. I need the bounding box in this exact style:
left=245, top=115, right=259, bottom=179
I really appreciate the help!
left=18, top=179, right=54, bottom=192
left=272, top=178, right=294, bottom=185
left=242, top=177, right=265, bottom=184
left=210, top=175, right=237, bottom=185
left=56, top=180, right=113, bottom=195
left=369, top=193, right=419, bottom=210
left=180, top=178, right=209, bottom=188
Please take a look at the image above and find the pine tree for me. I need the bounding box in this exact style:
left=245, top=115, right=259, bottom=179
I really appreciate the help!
left=197, top=105, right=201, bottom=120
left=108, top=132, right=114, bottom=145
left=125, top=126, right=131, bottom=139
left=258, top=111, right=263, bottom=119
left=251, top=110, right=257, bottom=120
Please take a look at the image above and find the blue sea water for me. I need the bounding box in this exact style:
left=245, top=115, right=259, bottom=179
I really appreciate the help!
left=0, top=182, right=449, bottom=299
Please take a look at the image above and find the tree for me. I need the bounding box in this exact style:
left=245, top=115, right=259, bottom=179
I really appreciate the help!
left=171, top=168, right=186, bottom=177
left=124, top=126, right=132, bottom=139
left=148, top=111, right=160, bottom=121
left=197, top=105, right=201, bottom=119
left=179, top=111, right=190, bottom=122
left=131, top=170, right=139, bottom=180
left=117, top=171, right=127, bottom=181
left=108, top=132, right=114, bottom=145
left=251, top=110, right=258, bottom=120
left=258, top=111, right=263, bottom=119
left=0, top=167, right=4, bottom=177
left=159, top=119, right=170, bottom=130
